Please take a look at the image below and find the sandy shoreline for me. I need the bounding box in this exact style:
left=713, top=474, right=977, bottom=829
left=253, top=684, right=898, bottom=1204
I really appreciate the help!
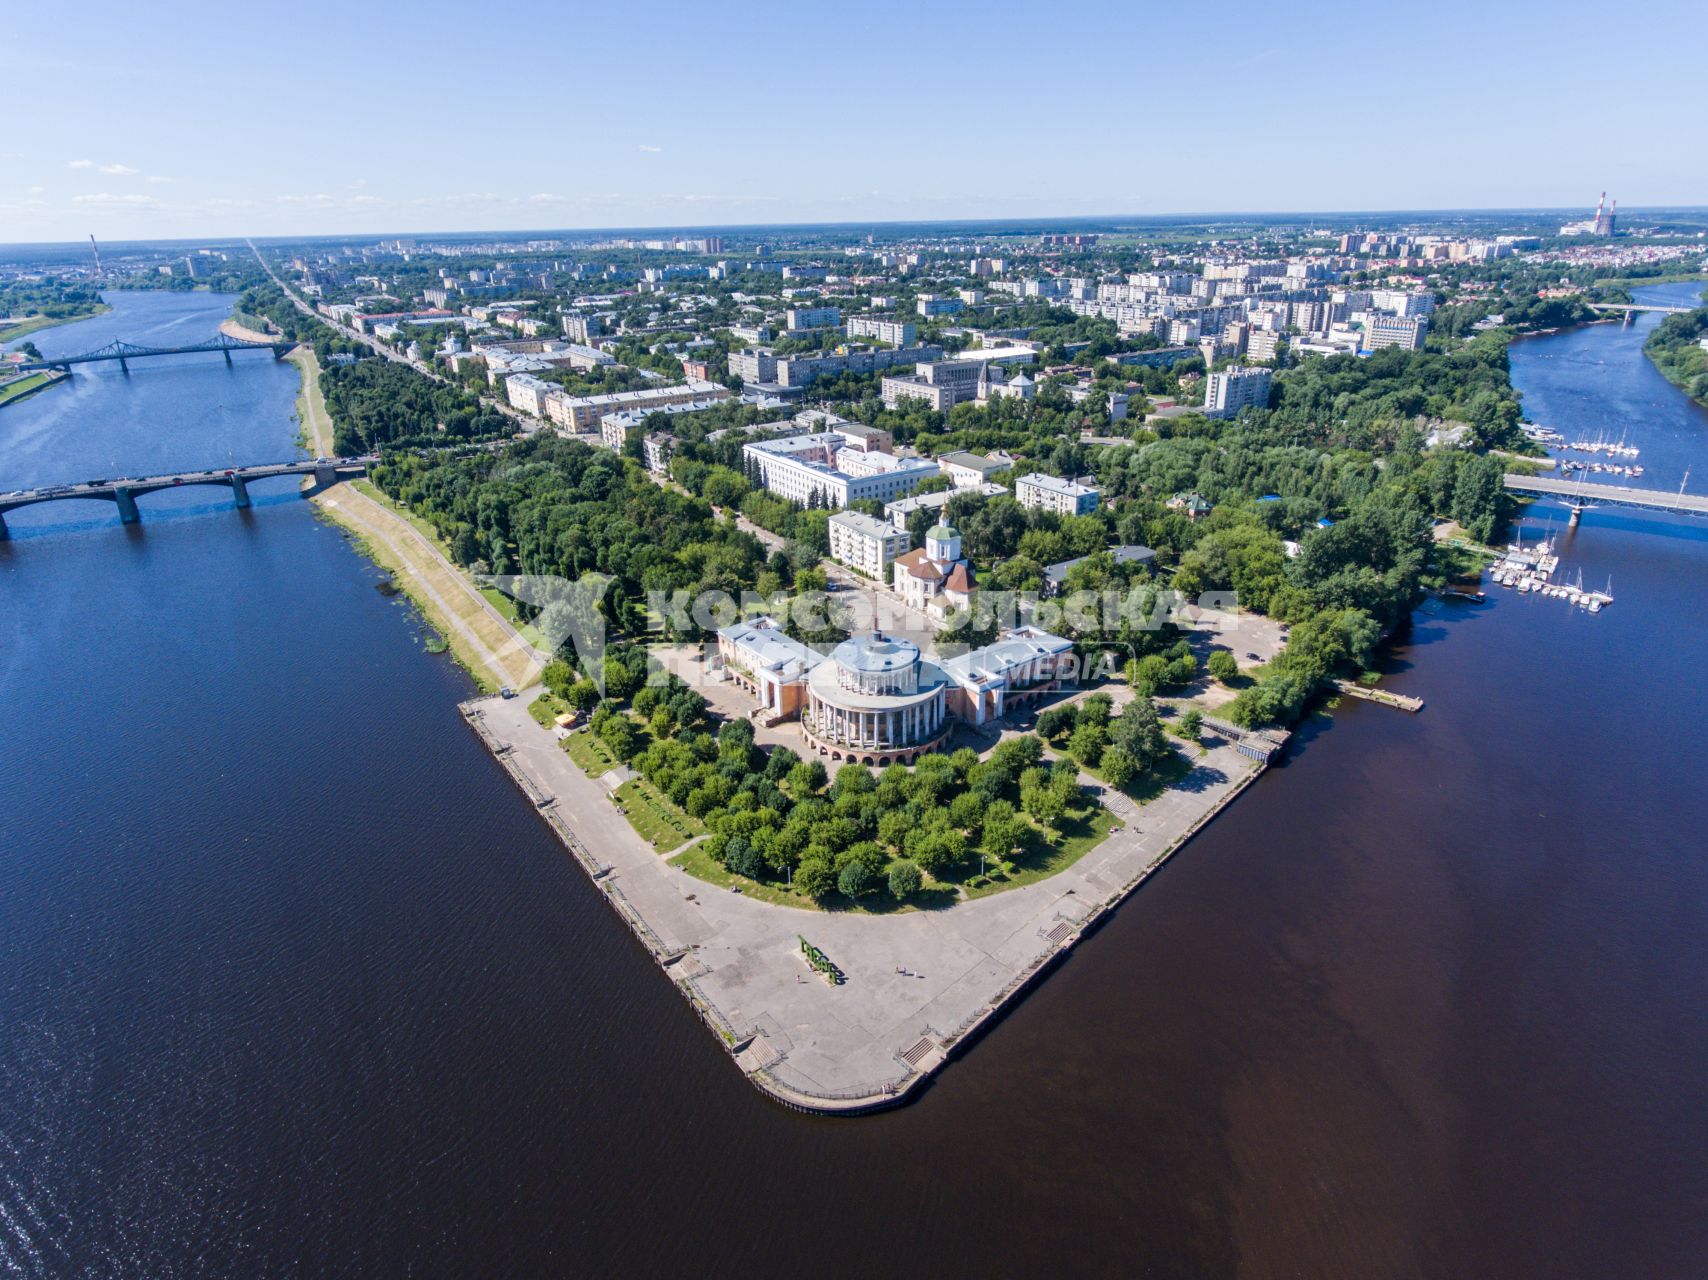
left=219, top=316, right=281, bottom=344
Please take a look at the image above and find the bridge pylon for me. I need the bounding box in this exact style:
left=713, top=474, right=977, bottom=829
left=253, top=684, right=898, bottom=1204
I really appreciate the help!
left=230, top=474, right=251, bottom=510
left=114, top=487, right=140, bottom=524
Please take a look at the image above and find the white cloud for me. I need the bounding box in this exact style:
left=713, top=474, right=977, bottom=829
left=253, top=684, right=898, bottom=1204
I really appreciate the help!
left=638, top=144, right=663, bottom=153
left=413, top=191, right=503, bottom=206
left=351, top=194, right=383, bottom=205
left=73, top=192, right=156, bottom=205
left=276, top=192, right=335, bottom=204
left=69, top=158, right=142, bottom=175
left=528, top=192, right=564, bottom=204
left=146, top=175, right=174, bottom=184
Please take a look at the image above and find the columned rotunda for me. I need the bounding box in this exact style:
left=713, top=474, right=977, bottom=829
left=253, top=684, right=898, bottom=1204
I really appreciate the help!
left=801, top=632, right=951, bottom=765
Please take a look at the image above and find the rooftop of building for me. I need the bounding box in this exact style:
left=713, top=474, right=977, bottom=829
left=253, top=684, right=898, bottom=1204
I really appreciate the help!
left=717, top=616, right=824, bottom=679
left=828, top=509, right=899, bottom=536
left=1042, top=545, right=1156, bottom=586
left=834, top=631, right=920, bottom=676
left=1016, top=472, right=1100, bottom=497
left=939, top=627, right=1074, bottom=690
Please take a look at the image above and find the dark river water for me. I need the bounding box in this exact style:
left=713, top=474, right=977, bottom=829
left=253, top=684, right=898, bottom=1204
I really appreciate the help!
left=2, top=286, right=1705, bottom=1278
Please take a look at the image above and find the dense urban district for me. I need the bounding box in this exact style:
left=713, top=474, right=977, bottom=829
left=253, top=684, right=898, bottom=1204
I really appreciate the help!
left=8, top=203, right=1706, bottom=1104
left=6, top=207, right=1706, bottom=919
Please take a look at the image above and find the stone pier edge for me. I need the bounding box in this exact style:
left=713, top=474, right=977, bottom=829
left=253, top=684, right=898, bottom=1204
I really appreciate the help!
left=460, top=699, right=1269, bottom=1116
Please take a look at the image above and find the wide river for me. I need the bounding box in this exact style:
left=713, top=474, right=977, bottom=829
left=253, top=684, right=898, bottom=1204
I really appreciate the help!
left=2, top=286, right=1705, bottom=1277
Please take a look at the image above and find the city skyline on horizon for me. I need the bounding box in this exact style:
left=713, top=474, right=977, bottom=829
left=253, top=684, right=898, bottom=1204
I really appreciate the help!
left=3, top=0, right=1706, bottom=243
left=7, top=198, right=1707, bottom=254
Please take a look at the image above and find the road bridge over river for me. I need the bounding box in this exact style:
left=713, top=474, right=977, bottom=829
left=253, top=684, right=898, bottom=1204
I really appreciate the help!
left=14, top=334, right=294, bottom=374
left=0, top=457, right=372, bottom=536
left=1504, top=472, right=1708, bottom=527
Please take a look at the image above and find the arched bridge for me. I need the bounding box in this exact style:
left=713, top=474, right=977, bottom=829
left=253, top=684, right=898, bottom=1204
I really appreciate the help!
left=15, top=334, right=295, bottom=373
left=0, top=456, right=373, bottom=536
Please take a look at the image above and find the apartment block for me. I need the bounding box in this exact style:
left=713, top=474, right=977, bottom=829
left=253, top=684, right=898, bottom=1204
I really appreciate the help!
left=1203, top=366, right=1274, bottom=419
left=845, top=316, right=917, bottom=347
left=1015, top=473, right=1100, bottom=516
left=829, top=510, right=912, bottom=579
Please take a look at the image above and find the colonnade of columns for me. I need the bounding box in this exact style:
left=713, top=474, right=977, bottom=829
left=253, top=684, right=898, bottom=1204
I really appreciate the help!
left=808, top=691, right=945, bottom=749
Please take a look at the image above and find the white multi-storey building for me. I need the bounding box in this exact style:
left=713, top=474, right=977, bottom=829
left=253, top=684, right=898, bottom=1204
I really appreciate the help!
left=728, top=348, right=778, bottom=384
left=1371, top=289, right=1436, bottom=317
left=561, top=314, right=604, bottom=343
left=1204, top=366, right=1274, bottom=419
left=1363, top=314, right=1429, bottom=351
left=845, top=316, right=917, bottom=347
left=547, top=379, right=729, bottom=431
left=828, top=510, right=911, bottom=578
left=743, top=433, right=940, bottom=509
left=1015, top=473, right=1101, bottom=516
left=504, top=373, right=553, bottom=417
left=785, top=305, right=841, bottom=332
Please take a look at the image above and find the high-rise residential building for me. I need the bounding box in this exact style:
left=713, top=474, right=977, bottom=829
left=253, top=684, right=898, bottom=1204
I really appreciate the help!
left=1246, top=330, right=1281, bottom=362
left=846, top=317, right=917, bottom=347
left=562, top=313, right=604, bottom=343
left=1371, top=289, right=1436, bottom=317
left=1203, top=367, right=1274, bottom=419
left=785, top=306, right=842, bottom=332
left=1363, top=314, right=1429, bottom=352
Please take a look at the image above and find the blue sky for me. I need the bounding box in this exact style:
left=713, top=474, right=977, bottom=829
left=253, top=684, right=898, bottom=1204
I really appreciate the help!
left=2, top=0, right=1703, bottom=242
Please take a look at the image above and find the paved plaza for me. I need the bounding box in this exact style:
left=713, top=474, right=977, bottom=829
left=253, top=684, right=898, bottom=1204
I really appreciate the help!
left=470, top=692, right=1265, bottom=1111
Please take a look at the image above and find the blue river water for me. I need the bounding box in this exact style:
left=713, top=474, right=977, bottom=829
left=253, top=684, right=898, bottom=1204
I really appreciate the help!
left=1, top=285, right=1704, bottom=1277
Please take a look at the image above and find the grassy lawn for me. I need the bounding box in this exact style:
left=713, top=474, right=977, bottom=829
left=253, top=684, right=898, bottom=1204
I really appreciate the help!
left=529, top=690, right=567, bottom=728
left=480, top=586, right=547, bottom=647
left=668, top=842, right=820, bottom=910
left=0, top=372, right=61, bottom=408
left=353, top=479, right=448, bottom=546
left=962, top=799, right=1123, bottom=899
left=668, top=842, right=959, bottom=913
left=613, top=778, right=704, bottom=852
left=1079, top=738, right=1188, bottom=799
left=287, top=348, right=333, bottom=455
left=563, top=728, right=620, bottom=777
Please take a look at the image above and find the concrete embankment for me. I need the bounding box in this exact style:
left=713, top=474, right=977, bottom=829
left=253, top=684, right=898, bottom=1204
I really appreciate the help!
left=0, top=370, right=68, bottom=411
left=462, top=692, right=1272, bottom=1114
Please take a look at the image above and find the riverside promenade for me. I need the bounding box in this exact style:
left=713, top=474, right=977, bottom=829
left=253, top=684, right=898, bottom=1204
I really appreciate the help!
left=467, top=692, right=1268, bottom=1113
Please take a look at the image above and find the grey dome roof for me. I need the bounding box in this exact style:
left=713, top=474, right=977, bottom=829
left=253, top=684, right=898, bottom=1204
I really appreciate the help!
left=832, top=631, right=920, bottom=675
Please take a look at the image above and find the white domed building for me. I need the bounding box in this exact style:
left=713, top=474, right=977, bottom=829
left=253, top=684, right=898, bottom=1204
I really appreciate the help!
left=802, top=631, right=952, bottom=765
